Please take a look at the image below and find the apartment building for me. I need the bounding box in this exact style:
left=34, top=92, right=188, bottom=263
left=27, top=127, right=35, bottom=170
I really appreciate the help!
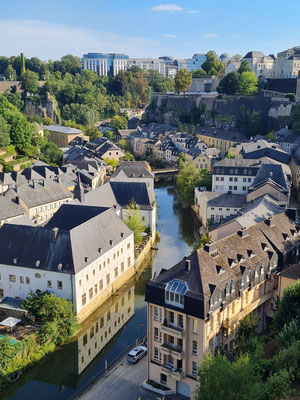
left=0, top=205, right=134, bottom=322
left=81, top=53, right=129, bottom=76
left=196, top=127, right=248, bottom=153
left=127, top=58, right=166, bottom=76
left=243, top=51, right=275, bottom=78
left=187, top=54, right=207, bottom=71
left=145, top=212, right=300, bottom=397
left=275, top=46, right=300, bottom=78
left=45, top=125, right=89, bottom=148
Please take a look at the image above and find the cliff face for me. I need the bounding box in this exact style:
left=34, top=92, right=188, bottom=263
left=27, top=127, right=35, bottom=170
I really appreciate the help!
left=146, top=93, right=297, bottom=128
left=23, top=93, right=60, bottom=122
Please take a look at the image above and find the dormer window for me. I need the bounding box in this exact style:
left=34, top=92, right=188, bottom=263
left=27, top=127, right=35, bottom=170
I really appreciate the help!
left=290, top=229, right=296, bottom=237
left=165, top=280, right=188, bottom=308
left=260, top=266, right=264, bottom=276
left=228, top=258, right=236, bottom=268
left=282, top=233, right=289, bottom=241
left=216, top=265, right=224, bottom=275
left=261, top=243, right=269, bottom=251
left=225, top=283, right=230, bottom=297
left=237, top=254, right=245, bottom=263
left=247, top=249, right=255, bottom=258
left=230, top=280, right=235, bottom=294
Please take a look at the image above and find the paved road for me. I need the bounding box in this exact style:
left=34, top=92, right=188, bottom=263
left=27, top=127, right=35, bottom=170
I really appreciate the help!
left=77, top=355, right=188, bottom=400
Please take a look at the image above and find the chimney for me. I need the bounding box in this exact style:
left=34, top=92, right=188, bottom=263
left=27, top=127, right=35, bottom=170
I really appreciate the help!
left=286, top=208, right=298, bottom=221
left=51, top=227, right=59, bottom=241
left=121, top=232, right=124, bottom=238
left=204, top=241, right=218, bottom=255
left=16, top=186, right=20, bottom=194
left=98, top=247, right=102, bottom=253
left=15, top=195, right=20, bottom=204
left=265, top=216, right=275, bottom=227
left=237, top=227, right=249, bottom=238
left=185, top=259, right=191, bottom=272
left=32, top=180, right=37, bottom=189
left=42, top=180, right=47, bottom=187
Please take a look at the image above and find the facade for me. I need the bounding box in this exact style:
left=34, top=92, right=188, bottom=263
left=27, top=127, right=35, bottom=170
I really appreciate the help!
left=127, top=58, right=166, bottom=76
left=45, top=125, right=89, bottom=148
left=187, top=54, right=207, bottom=71
left=81, top=53, right=129, bottom=76
left=0, top=205, right=135, bottom=322
left=290, top=146, right=300, bottom=201
left=145, top=212, right=300, bottom=397
left=196, top=127, right=248, bottom=153
left=176, top=59, right=189, bottom=70
left=275, top=46, right=300, bottom=78
left=225, top=61, right=241, bottom=75
left=243, top=51, right=275, bottom=78
left=110, top=161, right=155, bottom=192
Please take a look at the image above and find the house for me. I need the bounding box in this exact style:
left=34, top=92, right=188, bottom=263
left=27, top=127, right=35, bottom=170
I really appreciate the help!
left=194, top=190, right=246, bottom=227
left=86, top=137, right=125, bottom=161
left=0, top=196, right=27, bottom=227
left=225, top=61, right=241, bottom=75
left=243, top=51, right=275, bottom=78
left=275, top=46, right=300, bottom=79
left=196, top=126, right=248, bottom=153
left=278, top=262, right=300, bottom=298
left=275, top=128, right=300, bottom=153
left=0, top=204, right=134, bottom=322
left=110, top=161, right=154, bottom=192
left=4, top=180, right=73, bottom=225
left=45, top=125, right=89, bottom=148
left=145, top=212, right=300, bottom=397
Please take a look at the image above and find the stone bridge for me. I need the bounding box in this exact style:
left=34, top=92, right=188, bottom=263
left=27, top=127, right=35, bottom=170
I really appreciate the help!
left=152, top=168, right=179, bottom=182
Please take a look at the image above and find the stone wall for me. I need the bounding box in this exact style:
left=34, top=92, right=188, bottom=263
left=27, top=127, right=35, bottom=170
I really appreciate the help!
left=23, top=93, right=60, bottom=122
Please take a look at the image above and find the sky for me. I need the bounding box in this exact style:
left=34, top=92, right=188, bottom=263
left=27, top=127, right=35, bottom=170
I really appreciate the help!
left=1, top=0, right=300, bottom=61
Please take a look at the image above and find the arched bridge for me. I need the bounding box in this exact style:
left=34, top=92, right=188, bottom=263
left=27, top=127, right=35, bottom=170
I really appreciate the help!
left=152, top=168, right=179, bottom=181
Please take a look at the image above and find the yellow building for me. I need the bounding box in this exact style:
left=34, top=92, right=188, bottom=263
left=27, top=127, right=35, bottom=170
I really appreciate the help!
left=145, top=212, right=300, bottom=398
left=196, top=128, right=247, bottom=153
left=45, top=124, right=89, bottom=147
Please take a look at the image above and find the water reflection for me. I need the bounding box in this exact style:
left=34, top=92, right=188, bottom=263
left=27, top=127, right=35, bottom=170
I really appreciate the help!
left=2, top=184, right=195, bottom=400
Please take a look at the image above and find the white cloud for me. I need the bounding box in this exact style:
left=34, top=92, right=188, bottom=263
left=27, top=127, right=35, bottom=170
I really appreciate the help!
left=151, top=4, right=183, bottom=12
left=202, top=33, right=218, bottom=38
left=0, top=19, right=162, bottom=60
left=163, top=34, right=176, bottom=38
left=187, top=10, right=197, bottom=14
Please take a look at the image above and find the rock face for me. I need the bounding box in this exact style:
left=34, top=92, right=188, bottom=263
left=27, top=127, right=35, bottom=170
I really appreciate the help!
left=23, top=93, right=60, bottom=122
left=146, top=93, right=298, bottom=127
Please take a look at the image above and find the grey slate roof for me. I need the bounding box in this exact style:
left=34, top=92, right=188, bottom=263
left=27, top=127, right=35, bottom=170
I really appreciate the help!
left=251, top=164, right=288, bottom=191
left=196, top=126, right=248, bottom=143
left=45, top=125, right=83, bottom=135
left=280, top=263, right=300, bottom=280
left=111, top=162, right=154, bottom=179
left=207, top=192, right=246, bottom=208
left=0, top=205, right=132, bottom=274
left=0, top=196, right=25, bottom=222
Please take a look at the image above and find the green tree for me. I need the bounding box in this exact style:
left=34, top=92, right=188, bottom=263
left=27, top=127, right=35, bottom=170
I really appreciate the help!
left=111, top=115, right=128, bottom=132
left=124, top=200, right=145, bottom=244
left=86, top=125, right=102, bottom=141
left=266, top=131, right=276, bottom=142
left=265, top=369, right=293, bottom=400
left=20, top=70, right=39, bottom=94
left=40, top=141, right=63, bottom=165
left=177, top=121, right=183, bottom=132
left=235, top=313, right=259, bottom=355
left=4, top=65, right=17, bottom=80
left=272, top=281, right=300, bottom=335
left=238, top=60, right=252, bottom=74
left=231, top=54, right=242, bottom=62
left=238, top=71, right=258, bottom=95
left=0, top=115, right=11, bottom=148
left=118, top=139, right=131, bottom=152
left=120, top=150, right=135, bottom=161
left=193, top=233, right=212, bottom=251
left=189, top=125, right=195, bottom=135
left=54, top=54, right=81, bottom=75
left=104, top=158, right=118, bottom=169
left=201, top=51, right=225, bottom=77
left=226, top=151, right=235, bottom=158
left=285, top=93, right=295, bottom=102
left=217, top=72, right=240, bottom=95
left=22, top=144, right=39, bottom=157
left=175, top=69, right=192, bottom=93
left=192, top=69, right=207, bottom=78
left=176, top=163, right=211, bottom=205
left=104, top=130, right=114, bottom=140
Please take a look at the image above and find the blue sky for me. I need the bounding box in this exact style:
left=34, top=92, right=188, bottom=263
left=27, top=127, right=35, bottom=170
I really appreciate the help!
left=1, top=0, right=300, bottom=60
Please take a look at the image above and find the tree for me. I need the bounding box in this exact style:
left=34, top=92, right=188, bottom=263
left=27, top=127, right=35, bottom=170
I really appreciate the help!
left=120, top=151, right=135, bottom=161
left=40, top=141, right=63, bottom=165
left=177, top=121, right=183, bottom=132
left=238, top=71, right=258, bottom=95
left=176, top=163, right=211, bottom=205
left=124, top=200, right=145, bottom=244
left=22, top=144, right=39, bottom=157
left=104, top=158, right=117, bottom=169
left=193, top=233, right=212, bottom=252
left=118, top=139, right=131, bottom=152
left=20, top=52, right=26, bottom=75
left=4, top=65, right=17, bottom=80
left=272, top=281, right=300, bottom=335
left=104, top=130, right=114, bottom=140
left=235, top=313, right=259, bottom=355
left=265, top=369, right=293, bottom=400
left=226, top=151, right=235, bottom=159
left=217, top=72, right=240, bottom=95
left=189, top=125, right=195, bottom=135
left=231, top=54, right=242, bottom=62
left=201, top=51, right=225, bottom=77
left=86, top=126, right=102, bottom=141
left=238, top=60, right=252, bottom=74
left=54, top=54, right=81, bottom=75
left=111, top=115, right=128, bottom=132
left=192, top=69, right=207, bottom=78
left=0, top=116, right=10, bottom=148
left=266, top=131, right=276, bottom=142
left=20, top=70, right=39, bottom=94
left=175, top=69, right=192, bottom=93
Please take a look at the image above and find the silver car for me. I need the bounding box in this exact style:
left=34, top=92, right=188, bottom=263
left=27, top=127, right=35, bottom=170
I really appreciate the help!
left=127, top=346, right=147, bottom=364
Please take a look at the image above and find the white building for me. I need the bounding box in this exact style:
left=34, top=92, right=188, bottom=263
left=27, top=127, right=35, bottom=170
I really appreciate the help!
left=243, top=51, right=275, bottom=78
left=187, top=54, right=206, bottom=71
left=275, top=46, right=300, bottom=78
left=225, top=61, right=241, bottom=75
left=127, top=58, right=166, bottom=76
left=0, top=205, right=134, bottom=322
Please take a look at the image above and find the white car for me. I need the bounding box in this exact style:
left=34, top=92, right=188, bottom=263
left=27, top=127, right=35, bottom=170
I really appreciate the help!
left=127, top=346, right=147, bottom=364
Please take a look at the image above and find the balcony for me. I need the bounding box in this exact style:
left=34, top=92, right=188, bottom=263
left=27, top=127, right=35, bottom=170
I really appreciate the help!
left=161, top=321, right=184, bottom=338
left=222, top=291, right=273, bottom=330
left=161, top=343, right=183, bottom=359
left=161, top=365, right=184, bottom=380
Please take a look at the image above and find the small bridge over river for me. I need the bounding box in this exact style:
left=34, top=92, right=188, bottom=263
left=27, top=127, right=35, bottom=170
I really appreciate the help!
left=152, top=168, right=179, bottom=182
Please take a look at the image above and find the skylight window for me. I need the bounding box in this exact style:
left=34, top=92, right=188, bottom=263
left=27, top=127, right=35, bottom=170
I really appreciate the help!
left=165, top=279, right=188, bottom=308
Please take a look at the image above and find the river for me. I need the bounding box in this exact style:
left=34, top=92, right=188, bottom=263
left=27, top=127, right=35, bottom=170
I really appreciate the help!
left=2, top=183, right=199, bottom=400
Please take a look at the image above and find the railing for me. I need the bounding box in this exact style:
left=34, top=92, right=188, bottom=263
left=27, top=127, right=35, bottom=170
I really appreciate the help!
left=161, top=321, right=185, bottom=338
left=161, top=343, right=183, bottom=354
left=161, top=365, right=184, bottom=379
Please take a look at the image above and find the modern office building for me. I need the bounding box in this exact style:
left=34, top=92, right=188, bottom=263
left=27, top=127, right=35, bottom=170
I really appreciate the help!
left=127, top=58, right=166, bottom=76
left=187, top=54, right=207, bottom=71
left=81, top=53, right=129, bottom=76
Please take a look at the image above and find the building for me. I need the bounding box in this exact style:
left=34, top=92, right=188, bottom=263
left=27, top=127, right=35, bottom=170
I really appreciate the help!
left=275, top=128, right=300, bottom=153
left=290, top=146, right=300, bottom=201
left=275, top=46, right=300, bottom=78
left=81, top=53, right=129, bottom=76
left=219, top=53, right=230, bottom=64
left=187, top=54, right=207, bottom=71
left=4, top=180, right=73, bottom=225
left=0, top=196, right=27, bottom=227
left=145, top=212, right=300, bottom=397
left=278, top=262, right=300, bottom=298
left=186, top=78, right=219, bottom=94
left=194, top=190, right=246, bottom=227
left=110, top=161, right=155, bottom=192
left=45, top=125, right=89, bottom=148
left=243, top=51, right=275, bottom=78
left=127, top=58, right=166, bottom=76
left=196, top=127, right=248, bottom=153
left=0, top=204, right=135, bottom=322
left=225, top=61, right=241, bottom=75
left=175, top=59, right=189, bottom=70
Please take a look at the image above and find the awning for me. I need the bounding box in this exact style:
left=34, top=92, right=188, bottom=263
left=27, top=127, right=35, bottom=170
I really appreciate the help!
left=0, top=317, right=21, bottom=332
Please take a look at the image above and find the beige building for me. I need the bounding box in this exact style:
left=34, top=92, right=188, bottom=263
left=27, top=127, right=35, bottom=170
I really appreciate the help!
left=145, top=212, right=300, bottom=397
left=45, top=125, right=89, bottom=148
left=196, top=128, right=247, bottom=153
left=278, top=262, right=300, bottom=298
left=243, top=51, right=275, bottom=78
left=275, top=46, right=300, bottom=78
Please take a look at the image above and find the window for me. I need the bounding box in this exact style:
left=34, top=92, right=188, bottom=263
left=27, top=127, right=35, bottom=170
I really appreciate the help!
left=99, top=279, right=103, bottom=291
left=234, top=186, right=237, bottom=191
left=90, top=326, right=94, bottom=339
left=192, top=318, right=198, bottom=333
left=0, top=289, right=3, bottom=298
left=25, top=277, right=30, bottom=285
left=94, top=284, right=98, bottom=296
left=154, top=347, right=159, bottom=361
left=56, top=280, right=62, bottom=289
left=127, top=243, right=131, bottom=249
left=242, top=186, right=247, bottom=191
left=248, top=178, right=251, bottom=182
left=114, top=267, right=118, bottom=278
left=82, top=293, right=86, bottom=306
left=89, top=288, right=93, bottom=300
left=107, top=258, right=110, bottom=265
left=47, top=280, right=52, bottom=288
left=234, top=177, right=238, bottom=182
left=9, top=275, right=16, bottom=282
left=20, top=276, right=24, bottom=284
left=229, top=186, right=233, bottom=190
left=192, top=361, right=197, bottom=376
left=154, top=306, right=158, bottom=321
left=178, top=314, right=183, bottom=329
left=86, top=274, right=89, bottom=281
left=243, top=178, right=247, bottom=182
left=121, top=296, right=124, bottom=306
left=93, top=269, right=95, bottom=276
left=83, top=334, right=87, bottom=345
left=170, top=311, right=174, bottom=325
left=100, top=316, right=104, bottom=328
left=79, top=279, right=82, bottom=287
left=216, top=177, right=219, bottom=181
left=106, top=274, right=110, bottom=286
left=229, top=177, right=233, bottom=182
left=107, top=310, right=111, bottom=321
left=121, top=262, right=125, bottom=273
left=165, top=279, right=187, bottom=308
left=127, top=257, right=131, bottom=268
left=115, top=302, right=118, bottom=313
left=220, top=177, right=224, bottom=182
left=192, top=340, right=197, bottom=355
left=154, top=327, right=159, bottom=340
left=160, top=373, right=167, bottom=385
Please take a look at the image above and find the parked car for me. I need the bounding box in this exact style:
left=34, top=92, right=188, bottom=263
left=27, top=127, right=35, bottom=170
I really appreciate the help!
left=127, top=346, right=147, bottom=364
